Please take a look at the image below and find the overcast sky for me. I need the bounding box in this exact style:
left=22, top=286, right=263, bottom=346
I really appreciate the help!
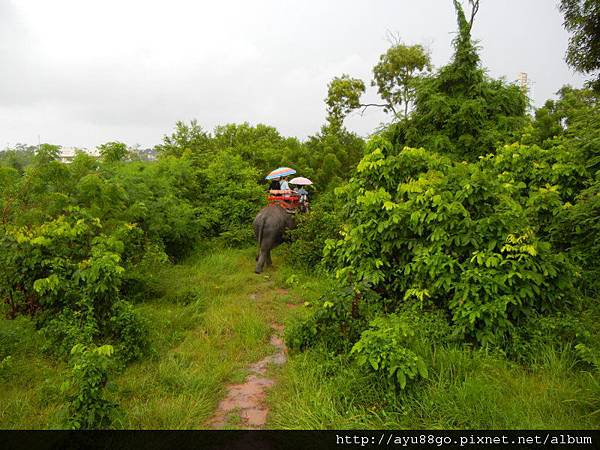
left=0, top=0, right=588, bottom=149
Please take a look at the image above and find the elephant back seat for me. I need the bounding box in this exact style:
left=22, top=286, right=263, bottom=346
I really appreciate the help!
left=267, top=191, right=303, bottom=212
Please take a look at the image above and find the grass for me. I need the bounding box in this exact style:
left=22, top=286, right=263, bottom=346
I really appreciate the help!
left=109, top=245, right=320, bottom=429
left=1, top=243, right=598, bottom=429
left=267, top=343, right=600, bottom=429
left=0, top=316, right=66, bottom=428
left=0, top=244, right=323, bottom=429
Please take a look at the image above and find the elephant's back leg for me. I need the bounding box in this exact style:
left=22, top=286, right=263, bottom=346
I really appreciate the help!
left=255, top=249, right=266, bottom=273
left=266, top=250, right=273, bottom=267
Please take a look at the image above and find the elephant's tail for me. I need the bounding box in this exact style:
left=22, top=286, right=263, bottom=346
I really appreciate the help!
left=256, top=216, right=264, bottom=250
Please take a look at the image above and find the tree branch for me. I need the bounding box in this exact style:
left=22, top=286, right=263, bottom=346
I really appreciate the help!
left=359, top=103, right=388, bottom=116
left=468, top=0, right=480, bottom=31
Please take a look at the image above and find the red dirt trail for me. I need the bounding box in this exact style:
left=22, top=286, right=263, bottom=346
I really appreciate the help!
left=207, top=323, right=286, bottom=429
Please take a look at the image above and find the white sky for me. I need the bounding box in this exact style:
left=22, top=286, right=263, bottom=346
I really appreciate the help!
left=0, top=0, right=588, bottom=149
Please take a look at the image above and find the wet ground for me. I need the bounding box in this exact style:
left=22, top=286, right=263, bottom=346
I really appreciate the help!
left=208, top=323, right=286, bottom=429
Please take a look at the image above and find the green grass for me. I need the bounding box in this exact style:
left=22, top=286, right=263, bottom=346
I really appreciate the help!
left=267, top=344, right=600, bottom=429
left=0, top=244, right=324, bottom=429
left=112, top=245, right=310, bottom=429
left=0, top=316, right=66, bottom=428
left=2, top=243, right=599, bottom=429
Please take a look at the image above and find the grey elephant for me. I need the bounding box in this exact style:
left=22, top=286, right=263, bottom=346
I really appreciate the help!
left=253, top=205, right=295, bottom=273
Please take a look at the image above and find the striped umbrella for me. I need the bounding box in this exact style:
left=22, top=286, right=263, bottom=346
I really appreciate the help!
left=265, top=167, right=296, bottom=180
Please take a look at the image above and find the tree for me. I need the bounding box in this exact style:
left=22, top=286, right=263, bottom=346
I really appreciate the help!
left=98, top=141, right=128, bottom=163
left=325, top=75, right=366, bottom=130
left=388, top=0, right=528, bottom=160
left=326, top=44, right=431, bottom=126
left=34, top=143, right=61, bottom=165
left=560, top=0, right=600, bottom=91
left=211, top=122, right=302, bottom=172
left=154, top=119, right=214, bottom=162
left=0, top=144, right=36, bottom=171
left=462, top=0, right=480, bottom=32
left=372, top=43, right=431, bottom=117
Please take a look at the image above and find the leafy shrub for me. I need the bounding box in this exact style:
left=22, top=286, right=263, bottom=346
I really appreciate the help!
left=120, top=241, right=169, bottom=302
left=61, top=344, right=119, bottom=429
left=389, top=1, right=528, bottom=161
left=0, top=210, right=148, bottom=361
left=326, top=137, right=575, bottom=345
left=505, top=310, right=599, bottom=368
left=109, top=301, right=149, bottom=364
left=285, top=286, right=383, bottom=353
left=350, top=314, right=429, bottom=390
left=0, top=355, right=13, bottom=382
left=286, top=191, right=342, bottom=270
left=555, top=178, right=600, bottom=295
left=195, top=149, right=264, bottom=245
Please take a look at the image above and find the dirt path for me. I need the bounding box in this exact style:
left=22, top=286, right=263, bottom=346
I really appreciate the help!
left=207, top=322, right=287, bottom=429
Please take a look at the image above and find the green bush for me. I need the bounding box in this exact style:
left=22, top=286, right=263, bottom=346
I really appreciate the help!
left=0, top=210, right=148, bottom=361
left=109, top=301, right=149, bottom=364
left=61, top=344, right=119, bottom=429
left=350, top=314, right=429, bottom=390
left=286, top=191, right=342, bottom=270
left=326, top=137, right=575, bottom=345
left=389, top=1, right=528, bottom=161
left=285, top=286, right=383, bottom=353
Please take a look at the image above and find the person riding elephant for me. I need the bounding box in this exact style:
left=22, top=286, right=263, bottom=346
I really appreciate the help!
left=253, top=204, right=295, bottom=273
left=268, top=177, right=280, bottom=193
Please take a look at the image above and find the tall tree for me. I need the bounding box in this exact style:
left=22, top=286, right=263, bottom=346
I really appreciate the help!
left=559, top=0, right=600, bottom=91
left=372, top=43, right=431, bottom=117
left=98, top=142, right=128, bottom=163
left=34, top=143, right=61, bottom=165
left=155, top=119, right=214, bottom=162
left=325, top=75, right=366, bottom=131
left=387, top=0, right=528, bottom=160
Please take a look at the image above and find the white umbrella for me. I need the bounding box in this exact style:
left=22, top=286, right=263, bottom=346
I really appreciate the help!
left=289, top=177, right=313, bottom=185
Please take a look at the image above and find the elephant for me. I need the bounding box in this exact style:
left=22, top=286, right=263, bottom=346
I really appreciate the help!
left=253, top=205, right=296, bottom=273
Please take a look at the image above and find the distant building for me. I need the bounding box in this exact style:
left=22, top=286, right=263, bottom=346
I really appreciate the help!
left=132, top=148, right=158, bottom=161
left=58, top=146, right=157, bottom=163
left=58, top=147, right=100, bottom=163
left=517, top=72, right=528, bottom=93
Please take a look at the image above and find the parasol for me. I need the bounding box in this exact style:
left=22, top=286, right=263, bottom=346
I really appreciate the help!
left=265, top=167, right=296, bottom=180
left=289, top=177, right=313, bottom=185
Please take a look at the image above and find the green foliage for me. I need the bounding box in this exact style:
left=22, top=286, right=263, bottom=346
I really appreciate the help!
left=0, top=209, right=148, bottom=361
left=155, top=119, right=214, bottom=162
left=34, top=143, right=61, bottom=166
left=286, top=286, right=383, bottom=353
left=351, top=314, right=428, bottom=390
left=61, top=344, right=119, bottom=429
left=98, top=141, right=129, bottom=163
left=212, top=122, right=303, bottom=172
left=195, top=149, right=264, bottom=246
left=525, top=87, right=600, bottom=293
left=560, top=0, right=600, bottom=91
left=297, top=126, right=365, bottom=189
left=0, top=355, right=13, bottom=382
left=390, top=1, right=528, bottom=160
left=325, top=136, right=575, bottom=346
left=505, top=310, right=599, bottom=369
left=109, top=301, right=150, bottom=364
left=372, top=42, right=431, bottom=117
left=0, top=144, right=36, bottom=171
left=286, top=191, right=343, bottom=270
left=325, top=75, right=366, bottom=130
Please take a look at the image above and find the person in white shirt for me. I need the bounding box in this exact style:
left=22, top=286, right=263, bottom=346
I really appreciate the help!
left=279, top=176, right=290, bottom=192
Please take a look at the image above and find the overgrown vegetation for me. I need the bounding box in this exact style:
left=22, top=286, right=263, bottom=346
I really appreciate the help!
left=286, top=0, right=600, bottom=419
left=1, top=0, right=599, bottom=430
